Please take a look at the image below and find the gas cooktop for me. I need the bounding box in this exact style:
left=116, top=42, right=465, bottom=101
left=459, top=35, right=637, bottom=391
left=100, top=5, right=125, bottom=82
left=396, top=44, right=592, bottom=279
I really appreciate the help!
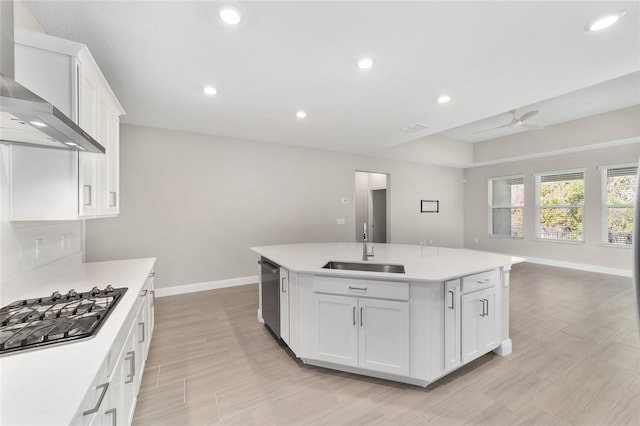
left=0, top=286, right=127, bottom=355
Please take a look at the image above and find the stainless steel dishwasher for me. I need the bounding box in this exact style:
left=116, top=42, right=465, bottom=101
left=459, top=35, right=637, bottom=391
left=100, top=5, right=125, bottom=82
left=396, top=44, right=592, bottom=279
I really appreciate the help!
left=259, top=257, right=280, bottom=337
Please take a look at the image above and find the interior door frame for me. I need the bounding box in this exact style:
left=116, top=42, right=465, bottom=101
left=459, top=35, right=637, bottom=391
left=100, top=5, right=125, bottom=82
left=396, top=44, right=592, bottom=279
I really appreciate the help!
left=368, top=187, right=387, bottom=243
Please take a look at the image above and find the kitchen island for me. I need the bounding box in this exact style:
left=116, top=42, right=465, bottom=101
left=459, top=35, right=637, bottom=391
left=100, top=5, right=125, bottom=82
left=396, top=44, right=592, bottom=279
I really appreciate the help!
left=251, top=243, right=521, bottom=387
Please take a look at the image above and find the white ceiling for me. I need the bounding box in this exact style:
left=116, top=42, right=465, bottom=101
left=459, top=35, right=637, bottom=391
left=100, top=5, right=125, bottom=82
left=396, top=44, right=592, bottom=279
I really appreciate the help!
left=22, top=1, right=640, bottom=159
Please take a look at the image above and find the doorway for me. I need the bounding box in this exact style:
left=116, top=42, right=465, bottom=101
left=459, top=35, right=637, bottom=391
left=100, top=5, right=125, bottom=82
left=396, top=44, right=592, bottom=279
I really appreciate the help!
left=355, top=171, right=389, bottom=243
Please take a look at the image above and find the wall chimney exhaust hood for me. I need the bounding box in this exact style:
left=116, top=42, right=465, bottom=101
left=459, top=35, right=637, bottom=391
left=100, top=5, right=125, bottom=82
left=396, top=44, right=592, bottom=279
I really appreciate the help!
left=0, top=1, right=104, bottom=153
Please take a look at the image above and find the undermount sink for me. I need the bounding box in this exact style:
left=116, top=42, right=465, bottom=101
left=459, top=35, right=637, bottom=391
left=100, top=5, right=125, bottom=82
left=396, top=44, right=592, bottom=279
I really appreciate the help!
left=322, top=261, right=406, bottom=274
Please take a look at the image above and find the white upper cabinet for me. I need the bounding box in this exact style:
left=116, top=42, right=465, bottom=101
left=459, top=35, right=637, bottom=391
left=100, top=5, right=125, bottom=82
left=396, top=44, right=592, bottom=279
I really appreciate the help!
left=10, top=29, right=124, bottom=221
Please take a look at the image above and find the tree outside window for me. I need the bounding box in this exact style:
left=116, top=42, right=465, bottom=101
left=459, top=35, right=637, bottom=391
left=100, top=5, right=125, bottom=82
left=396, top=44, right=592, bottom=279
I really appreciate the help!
left=602, top=165, right=637, bottom=246
left=536, top=171, right=584, bottom=242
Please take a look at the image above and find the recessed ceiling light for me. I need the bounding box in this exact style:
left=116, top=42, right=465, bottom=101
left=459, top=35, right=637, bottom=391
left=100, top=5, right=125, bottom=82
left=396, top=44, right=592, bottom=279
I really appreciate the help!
left=296, top=111, right=307, bottom=119
left=585, top=11, right=625, bottom=31
left=29, top=121, right=47, bottom=127
left=218, top=5, right=242, bottom=25
left=357, top=57, right=375, bottom=70
left=203, top=86, right=217, bottom=96
left=437, top=95, right=451, bottom=104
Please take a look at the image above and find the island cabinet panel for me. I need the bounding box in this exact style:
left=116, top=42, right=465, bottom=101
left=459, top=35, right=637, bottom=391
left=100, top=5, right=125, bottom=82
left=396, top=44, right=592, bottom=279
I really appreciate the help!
left=309, top=291, right=410, bottom=375
left=461, top=286, right=499, bottom=364
left=444, top=279, right=462, bottom=371
left=358, top=298, right=409, bottom=376
left=313, top=293, right=359, bottom=367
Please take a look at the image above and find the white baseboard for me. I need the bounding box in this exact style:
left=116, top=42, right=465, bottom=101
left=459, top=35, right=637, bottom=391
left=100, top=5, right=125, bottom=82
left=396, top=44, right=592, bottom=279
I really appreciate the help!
left=155, top=275, right=258, bottom=297
left=495, top=339, right=512, bottom=356
left=523, top=256, right=631, bottom=277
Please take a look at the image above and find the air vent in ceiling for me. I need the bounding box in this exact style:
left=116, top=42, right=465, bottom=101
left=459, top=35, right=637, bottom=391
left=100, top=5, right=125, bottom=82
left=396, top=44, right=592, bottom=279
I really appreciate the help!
left=400, top=123, right=428, bottom=133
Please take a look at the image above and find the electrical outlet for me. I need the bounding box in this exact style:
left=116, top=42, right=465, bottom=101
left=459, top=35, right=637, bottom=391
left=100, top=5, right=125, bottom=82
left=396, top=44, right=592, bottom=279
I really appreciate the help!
left=336, top=218, right=346, bottom=225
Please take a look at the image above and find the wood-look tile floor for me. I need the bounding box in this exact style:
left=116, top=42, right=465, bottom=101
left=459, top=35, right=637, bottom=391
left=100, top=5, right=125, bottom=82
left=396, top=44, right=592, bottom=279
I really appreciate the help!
left=133, top=263, right=640, bottom=425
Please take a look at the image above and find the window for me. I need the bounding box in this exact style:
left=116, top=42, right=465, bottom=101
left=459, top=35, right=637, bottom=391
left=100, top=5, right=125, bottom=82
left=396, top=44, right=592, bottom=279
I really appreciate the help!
left=602, top=164, right=637, bottom=246
left=488, top=176, right=524, bottom=237
left=535, top=170, right=584, bottom=242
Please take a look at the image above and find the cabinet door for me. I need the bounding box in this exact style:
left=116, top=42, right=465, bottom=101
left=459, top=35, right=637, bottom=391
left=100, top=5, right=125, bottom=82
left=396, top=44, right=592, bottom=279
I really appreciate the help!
left=480, top=289, right=499, bottom=352
left=444, top=279, right=461, bottom=371
left=313, top=294, right=358, bottom=367
left=136, top=295, right=148, bottom=391
left=96, top=95, right=120, bottom=216
left=79, top=65, right=99, bottom=139
left=280, top=268, right=290, bottom=344
left=71, top=357, right=110, bottom=426
left=105, top=107, right=120, bottom=214
left=114, top=319, right=138, bottom=426
left=358, top=298, right=409, bottom=376
left=461, top=292, right=482, bottom=364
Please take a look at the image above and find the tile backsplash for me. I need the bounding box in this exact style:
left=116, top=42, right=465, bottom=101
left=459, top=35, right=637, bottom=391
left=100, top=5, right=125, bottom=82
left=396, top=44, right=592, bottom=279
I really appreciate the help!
left=1, top=145, right=83, bottom=303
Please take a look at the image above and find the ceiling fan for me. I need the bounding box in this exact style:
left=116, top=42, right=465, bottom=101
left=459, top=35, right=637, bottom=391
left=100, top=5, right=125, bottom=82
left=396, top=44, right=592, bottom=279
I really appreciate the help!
left=473, top=109, right=544, bottom=134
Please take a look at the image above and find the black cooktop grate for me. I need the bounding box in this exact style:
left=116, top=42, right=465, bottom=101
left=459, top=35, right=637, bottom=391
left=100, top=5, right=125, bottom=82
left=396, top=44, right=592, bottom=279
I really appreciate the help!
left=0, top=286, right=127, bottom=355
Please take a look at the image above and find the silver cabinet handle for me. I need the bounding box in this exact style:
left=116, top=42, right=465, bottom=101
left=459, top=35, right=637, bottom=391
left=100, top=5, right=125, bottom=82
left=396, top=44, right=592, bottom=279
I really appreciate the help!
left=83, top=382, right=109, bottom=416
left=448, top=290, right=455, bottom=310
left=148, top=272, right=155, bottom=277
left=105, top=408, right=117, bottom=426
left=281, top=277, right=286, bottom=293
left=140, top=289, right=148, bottom=297
left=484, top=299, right=489, bottom=316
left=360, top=307, right=364, bottom=326
left=479, top=299, right=485, bottom=317
left=476, top=278, right=491, bottom=284
left=109, top=191, right=117, bottom=208
left=348, top=286, right=367, bottom=291
left=125, top=351, right=136, bottom=384
left=138, top=322, right=145, bottom=343
left=352, top=306, right=356, bottom=325
left=83, top=185, right=92, bottom=207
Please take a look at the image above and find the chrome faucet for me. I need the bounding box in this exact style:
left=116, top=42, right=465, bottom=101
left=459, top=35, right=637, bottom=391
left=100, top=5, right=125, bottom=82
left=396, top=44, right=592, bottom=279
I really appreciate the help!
left=362, top=222, right=374, bottom=261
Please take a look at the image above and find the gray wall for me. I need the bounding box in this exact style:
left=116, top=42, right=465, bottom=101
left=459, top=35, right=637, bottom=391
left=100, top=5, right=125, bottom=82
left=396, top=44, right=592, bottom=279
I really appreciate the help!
left=86, top=125, right=464, bottom=288
left=464, top=144, right=640, bottom=271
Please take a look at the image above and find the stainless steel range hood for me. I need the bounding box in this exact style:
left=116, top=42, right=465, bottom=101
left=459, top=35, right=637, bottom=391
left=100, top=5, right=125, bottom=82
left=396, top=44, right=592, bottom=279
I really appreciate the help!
left=0, top=1, right=104, bottom=153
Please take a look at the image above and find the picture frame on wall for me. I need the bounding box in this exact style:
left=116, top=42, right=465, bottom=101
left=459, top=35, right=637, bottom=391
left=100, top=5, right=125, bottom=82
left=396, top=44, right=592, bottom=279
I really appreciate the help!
left=420, top=200, right=439, bottom=213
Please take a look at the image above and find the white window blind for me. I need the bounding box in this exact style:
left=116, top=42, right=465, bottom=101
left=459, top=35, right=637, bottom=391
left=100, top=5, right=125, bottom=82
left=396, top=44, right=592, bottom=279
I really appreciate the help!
left=536, top=170, right=584, bottom=242
left=602, top=165, right=638, bottom=246
left=488, top=176, right=524, bottom=237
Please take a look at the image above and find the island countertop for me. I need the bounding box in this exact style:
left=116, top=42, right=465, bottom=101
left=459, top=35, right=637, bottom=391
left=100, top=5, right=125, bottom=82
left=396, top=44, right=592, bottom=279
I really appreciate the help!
left=251, top=243, right=523, bottom=281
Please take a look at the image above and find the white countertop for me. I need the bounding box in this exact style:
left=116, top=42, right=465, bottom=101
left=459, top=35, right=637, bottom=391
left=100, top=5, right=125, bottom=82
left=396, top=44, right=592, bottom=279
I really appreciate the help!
left=0, top=257, right=156, bottom=426
left=251, top=243, right=522, bottom=281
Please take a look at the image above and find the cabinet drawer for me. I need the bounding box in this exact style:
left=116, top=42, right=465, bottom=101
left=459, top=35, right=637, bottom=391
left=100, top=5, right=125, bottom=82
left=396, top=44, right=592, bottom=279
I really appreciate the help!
left=462, top=269, right=500, bottom=294
left=71, top=355, right=111, bottom=426
left=313, top=276, right=409, bottom=301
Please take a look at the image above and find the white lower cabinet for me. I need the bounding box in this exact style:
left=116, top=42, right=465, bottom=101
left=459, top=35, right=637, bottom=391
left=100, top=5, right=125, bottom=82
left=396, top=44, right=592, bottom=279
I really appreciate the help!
left=71, top=271, right=154, bottom=426
left=461, top=286, right=499, bottom=364
left=311, top=293, right=409, bottom=376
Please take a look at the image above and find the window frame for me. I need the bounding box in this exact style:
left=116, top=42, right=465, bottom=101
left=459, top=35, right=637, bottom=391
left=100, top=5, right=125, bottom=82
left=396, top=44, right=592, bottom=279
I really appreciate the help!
left=600, top=163, right=638, bottom=248
left=534, top=168, right=586, bottom=243
left=487, top=174, right=525, bottom=239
